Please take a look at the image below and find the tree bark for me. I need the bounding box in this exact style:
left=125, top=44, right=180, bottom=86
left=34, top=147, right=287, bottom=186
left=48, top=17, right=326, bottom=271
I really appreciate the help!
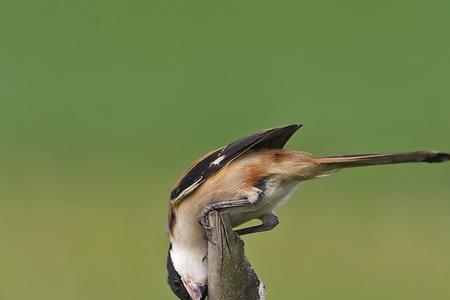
left=207, top=211, right=265, bottom=300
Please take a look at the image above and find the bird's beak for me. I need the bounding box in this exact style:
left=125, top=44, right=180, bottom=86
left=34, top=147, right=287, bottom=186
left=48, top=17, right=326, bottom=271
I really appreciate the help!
left=183, top=281, right=207, bottom=300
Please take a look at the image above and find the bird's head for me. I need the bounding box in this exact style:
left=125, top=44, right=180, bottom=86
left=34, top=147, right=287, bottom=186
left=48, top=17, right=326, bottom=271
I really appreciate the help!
left=167, top=244, right=208, bottom=300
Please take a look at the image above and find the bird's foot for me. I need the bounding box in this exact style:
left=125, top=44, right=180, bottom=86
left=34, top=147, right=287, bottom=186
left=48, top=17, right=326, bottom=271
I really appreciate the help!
left=198, top=210, right=215, bottom=244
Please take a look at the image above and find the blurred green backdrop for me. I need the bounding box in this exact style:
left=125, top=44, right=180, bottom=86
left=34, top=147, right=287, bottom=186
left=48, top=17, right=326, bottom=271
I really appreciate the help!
left=1, top=1, right=449, bottom=299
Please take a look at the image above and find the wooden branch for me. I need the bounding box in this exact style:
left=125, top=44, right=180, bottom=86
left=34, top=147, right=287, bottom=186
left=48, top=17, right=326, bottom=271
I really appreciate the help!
left=207, top=211, right=265, bottom=300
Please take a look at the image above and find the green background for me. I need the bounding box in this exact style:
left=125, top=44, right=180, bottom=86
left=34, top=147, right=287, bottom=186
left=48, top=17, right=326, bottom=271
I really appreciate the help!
left=1, top=1, right=449, bottom=299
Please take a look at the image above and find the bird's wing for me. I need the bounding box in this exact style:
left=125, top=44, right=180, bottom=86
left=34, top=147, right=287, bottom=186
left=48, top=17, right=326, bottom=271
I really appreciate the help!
left=170, top=124, right=302, bottom=203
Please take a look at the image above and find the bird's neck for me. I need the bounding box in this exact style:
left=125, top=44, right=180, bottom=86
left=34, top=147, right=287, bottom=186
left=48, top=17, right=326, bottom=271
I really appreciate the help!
left=170, top=204, right=207, bottom=250
left=169, top=207, right=209, bottom=282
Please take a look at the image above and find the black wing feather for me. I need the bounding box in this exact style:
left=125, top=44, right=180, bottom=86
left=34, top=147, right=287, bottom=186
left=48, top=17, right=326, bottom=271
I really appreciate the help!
left=170, top=124, right=302, bottom=202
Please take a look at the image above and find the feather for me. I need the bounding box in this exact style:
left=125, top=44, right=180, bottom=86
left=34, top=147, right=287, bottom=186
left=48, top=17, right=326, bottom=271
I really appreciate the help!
left=170, top=124, right=302, bottom=203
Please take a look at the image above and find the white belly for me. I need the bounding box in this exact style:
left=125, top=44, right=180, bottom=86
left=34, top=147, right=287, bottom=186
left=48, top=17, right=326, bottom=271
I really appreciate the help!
left=267, top=180, right=301, bottom=207
left=229, top=179, right=301, bottom=227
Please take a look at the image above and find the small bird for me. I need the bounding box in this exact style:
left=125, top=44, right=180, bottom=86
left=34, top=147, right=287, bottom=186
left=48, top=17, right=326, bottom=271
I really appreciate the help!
left=166, top=124, right=449, bottom=300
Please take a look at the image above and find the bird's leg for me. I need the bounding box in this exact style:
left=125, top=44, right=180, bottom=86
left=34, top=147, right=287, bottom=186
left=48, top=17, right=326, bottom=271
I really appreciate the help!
left=198, top=199, right=250, bottom=242
left=198, top=188, right=264, bottom=242
left=235, top=212, right=279, bottom=236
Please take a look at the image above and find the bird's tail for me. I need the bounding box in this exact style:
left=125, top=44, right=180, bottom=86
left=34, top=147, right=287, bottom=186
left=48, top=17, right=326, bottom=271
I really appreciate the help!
left=313, top=151, right=450, bottom=173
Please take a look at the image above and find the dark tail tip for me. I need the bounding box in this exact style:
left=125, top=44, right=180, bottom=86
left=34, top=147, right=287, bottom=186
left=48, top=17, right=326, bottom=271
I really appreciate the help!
left=424, top=152, right=450, bottom=163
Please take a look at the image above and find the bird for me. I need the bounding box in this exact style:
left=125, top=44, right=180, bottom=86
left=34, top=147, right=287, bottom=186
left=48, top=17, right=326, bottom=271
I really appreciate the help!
left=166, top=124, right=449, bottom=300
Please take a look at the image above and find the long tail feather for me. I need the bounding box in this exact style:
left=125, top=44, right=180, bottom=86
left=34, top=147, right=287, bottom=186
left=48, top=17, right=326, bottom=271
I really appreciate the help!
left=314, top=151, right=450, bottom=171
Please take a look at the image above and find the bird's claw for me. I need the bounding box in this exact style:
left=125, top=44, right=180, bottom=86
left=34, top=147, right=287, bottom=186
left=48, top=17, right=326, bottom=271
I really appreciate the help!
left=204, top=228, right=215, bottom=245
left=198, top=211, right=216, bottom=245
